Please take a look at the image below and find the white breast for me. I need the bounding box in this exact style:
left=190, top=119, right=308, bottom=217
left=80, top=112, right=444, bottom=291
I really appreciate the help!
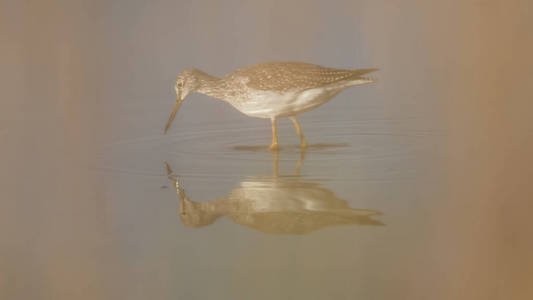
left=234, top=87, right=339, bottom=119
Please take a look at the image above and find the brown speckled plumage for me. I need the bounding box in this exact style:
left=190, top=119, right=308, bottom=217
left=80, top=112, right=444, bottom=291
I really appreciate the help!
left=228, top=61, right=377, bottom=92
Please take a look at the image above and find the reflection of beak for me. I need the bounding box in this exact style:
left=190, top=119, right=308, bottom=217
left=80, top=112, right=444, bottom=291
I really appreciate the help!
left=179, top=192, right=186, bottom=215
left=164, top=89, right=182, bottom=134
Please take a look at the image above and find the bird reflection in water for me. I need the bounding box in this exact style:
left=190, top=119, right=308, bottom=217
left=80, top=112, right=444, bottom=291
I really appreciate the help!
left=166, top=149, right=383, bottom=234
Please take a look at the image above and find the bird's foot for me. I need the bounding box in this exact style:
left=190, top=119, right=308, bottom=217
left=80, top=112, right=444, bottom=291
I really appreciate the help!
left=269, top=143, right=279, bottom=151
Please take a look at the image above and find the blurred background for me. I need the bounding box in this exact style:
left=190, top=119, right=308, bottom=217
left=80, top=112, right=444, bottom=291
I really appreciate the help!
left=1, top=0, right=532, bottom=299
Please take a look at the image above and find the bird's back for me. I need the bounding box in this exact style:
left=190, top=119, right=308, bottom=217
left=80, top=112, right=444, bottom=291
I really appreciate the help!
left=226, top=61, right=377, bottom=92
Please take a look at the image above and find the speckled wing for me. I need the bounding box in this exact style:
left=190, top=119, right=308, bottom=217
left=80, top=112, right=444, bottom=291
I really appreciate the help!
left=229, top=62, right=377, bottom=92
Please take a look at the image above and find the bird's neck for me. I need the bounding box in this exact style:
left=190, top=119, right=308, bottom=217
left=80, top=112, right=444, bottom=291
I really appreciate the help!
left=195, top=71, right=229, bottom=99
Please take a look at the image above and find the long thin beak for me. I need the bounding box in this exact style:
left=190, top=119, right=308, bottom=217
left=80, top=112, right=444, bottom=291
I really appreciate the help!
left=164, top=90, right=182, bottom=134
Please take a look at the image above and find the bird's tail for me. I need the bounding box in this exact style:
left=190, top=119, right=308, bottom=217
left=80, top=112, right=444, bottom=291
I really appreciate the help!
left=350, top=68, right=378, bottom=84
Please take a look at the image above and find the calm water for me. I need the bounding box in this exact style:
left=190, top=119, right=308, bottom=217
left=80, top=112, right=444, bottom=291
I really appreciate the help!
left=2, top=0, right=532, bottom=299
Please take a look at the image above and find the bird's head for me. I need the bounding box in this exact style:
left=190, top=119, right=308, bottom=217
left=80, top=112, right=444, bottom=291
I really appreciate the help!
left=164, top=68, right=205, bottom=134
left=175, top=68, right=203, bottom=100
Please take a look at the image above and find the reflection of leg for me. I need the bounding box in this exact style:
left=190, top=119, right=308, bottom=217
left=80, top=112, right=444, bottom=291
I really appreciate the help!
left=272, top=149, right=279, bottom=177
left=270, top=117, right=279, bottom=150
left=295, top=148, right=306, bottom=176
left=289, top=116, right=307, bottom=148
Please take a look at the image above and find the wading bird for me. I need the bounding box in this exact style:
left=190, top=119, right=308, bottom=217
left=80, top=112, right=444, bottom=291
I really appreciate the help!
left=164, top=62, right=377, bottom=149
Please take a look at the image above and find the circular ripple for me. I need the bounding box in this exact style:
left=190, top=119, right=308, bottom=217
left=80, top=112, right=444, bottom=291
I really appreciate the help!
left=95, top=118, right=442, bottom=180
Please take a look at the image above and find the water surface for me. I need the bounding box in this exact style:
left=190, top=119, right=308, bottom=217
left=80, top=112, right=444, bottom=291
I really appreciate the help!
left=2, top=0, right=532, bottom=299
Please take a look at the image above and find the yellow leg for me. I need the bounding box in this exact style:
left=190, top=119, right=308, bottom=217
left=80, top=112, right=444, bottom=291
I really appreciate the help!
left=289, top=116, right=307, bottom=148
left=269, top=118, right=279, bottom=150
